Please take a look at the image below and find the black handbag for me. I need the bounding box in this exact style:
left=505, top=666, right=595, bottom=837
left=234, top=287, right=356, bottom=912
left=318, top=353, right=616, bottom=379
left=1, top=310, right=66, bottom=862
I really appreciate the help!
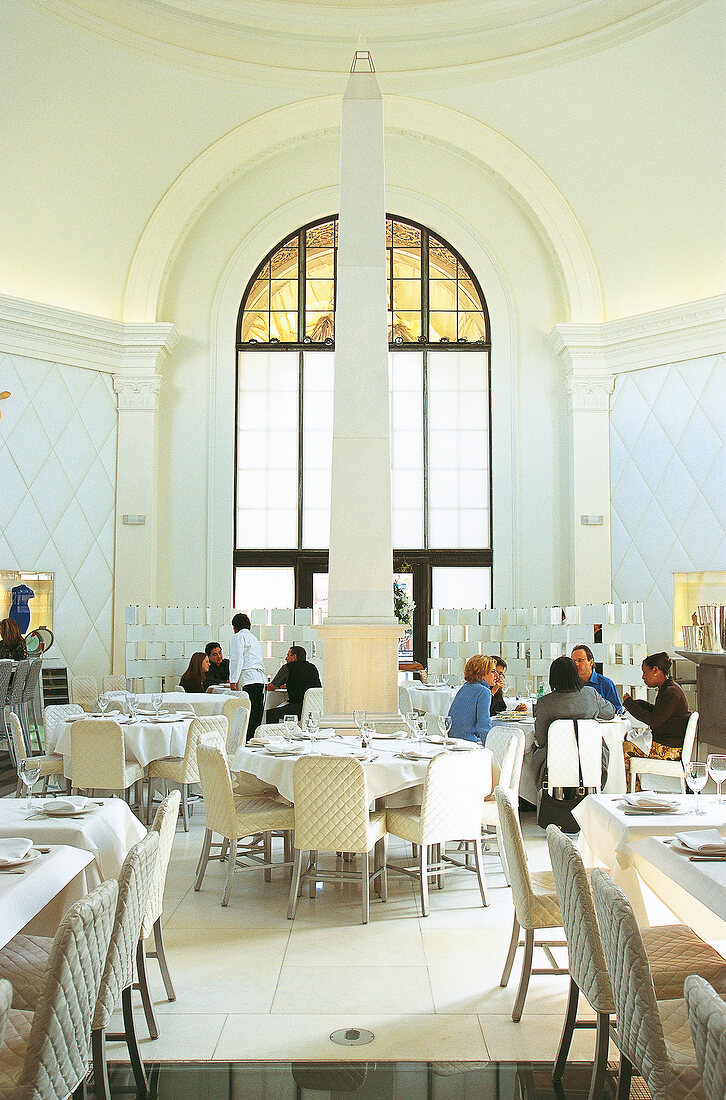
left=536, top=718, right=587, bottom=834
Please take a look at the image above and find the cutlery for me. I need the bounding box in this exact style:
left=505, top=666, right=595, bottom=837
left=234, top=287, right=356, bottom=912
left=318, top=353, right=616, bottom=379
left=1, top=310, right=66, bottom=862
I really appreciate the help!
left=0, top=868, right=26, bottom=874
left=689, top=854, right=726, bottom=862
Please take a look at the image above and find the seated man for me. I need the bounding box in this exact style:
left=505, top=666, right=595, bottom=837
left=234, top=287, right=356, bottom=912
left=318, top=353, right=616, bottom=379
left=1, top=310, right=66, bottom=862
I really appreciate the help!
left=204, top=641, right=230, bottom=690
left=571, top=644, right=622, bottom=711
left=266, top=645, right=321, bottom=723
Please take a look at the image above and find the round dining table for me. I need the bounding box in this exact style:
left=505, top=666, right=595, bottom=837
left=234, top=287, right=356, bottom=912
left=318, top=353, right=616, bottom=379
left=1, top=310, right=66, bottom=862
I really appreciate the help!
left=48, top=711, right=194, bottom=773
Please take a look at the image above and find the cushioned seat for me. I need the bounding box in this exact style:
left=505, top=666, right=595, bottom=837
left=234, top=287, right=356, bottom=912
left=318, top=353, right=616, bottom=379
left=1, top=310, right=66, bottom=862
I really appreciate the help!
left=685, top=975, right=726, bottom=1100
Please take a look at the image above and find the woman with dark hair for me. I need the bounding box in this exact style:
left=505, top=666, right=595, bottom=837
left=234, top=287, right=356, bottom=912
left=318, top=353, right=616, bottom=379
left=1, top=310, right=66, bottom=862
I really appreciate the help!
left=531, top=655, right=616, bottom=788
left=621, top=652, right=690, bottom=788
left=0, top=618, right=27, bottom=661
left=179, top=651, right=210, bottom=694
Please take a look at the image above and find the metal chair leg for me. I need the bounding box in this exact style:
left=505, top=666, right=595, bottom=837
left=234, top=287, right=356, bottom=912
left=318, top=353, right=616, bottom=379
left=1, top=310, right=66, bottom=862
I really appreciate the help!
left=151, top=917, right=176, bottom=1001
left=511, top=927, right=535, bottom=1022
left=91, top=1026, right=111, bottom=1100
left=122, top=984, right=148, bottom=1097
left=615, top=1054, right=633, bottom=1100
left=222, top=837, right=237, bottom=906
left=287, top=849, right=304, bottom=919
left=589, top=1011, right=611, bottom=1100
left=361, top=851, right=370, bottom=924
left=419, top=843, right=429, bottom=917
left=181, top=783, right=189, bottom=832
left=553, top=977, right=579, bottom=1080
left=194, top=828, right=213, bottom=889
left=472, top=835, right=489, bottom=906
left=500, top=914, right=520, bottom=987
left=135, top=938, right=159, bottom=1040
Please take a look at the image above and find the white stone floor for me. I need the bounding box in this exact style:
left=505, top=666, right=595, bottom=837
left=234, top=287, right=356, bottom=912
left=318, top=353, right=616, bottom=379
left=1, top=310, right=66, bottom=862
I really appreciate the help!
left=106, top=805, right=621, bottom=1067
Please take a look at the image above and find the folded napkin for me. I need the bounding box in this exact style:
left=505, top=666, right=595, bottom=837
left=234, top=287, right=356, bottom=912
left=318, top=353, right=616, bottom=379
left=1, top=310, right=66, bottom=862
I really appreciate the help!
left=248, top=731, right=284, bottom=746
left=622, top=794, right=679, bottom=811
left=46, top=797, right=89, bottom=812
left=0, top=838, right=33, bottom=866
left=674, top=830, right=726, bottom=855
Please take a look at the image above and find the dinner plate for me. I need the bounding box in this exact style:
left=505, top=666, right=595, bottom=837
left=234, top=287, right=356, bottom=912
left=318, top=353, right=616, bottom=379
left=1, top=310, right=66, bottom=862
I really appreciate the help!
left=0, top=848, right=42, bottom=869
left=448, top=740, right=478, bottom=750
left=148, top=715, right=182, bottom=723
left=38, top=803, right=95, bottom=817
left=264, top=746, right=303, bottom=756
left=373, top=732, right=405, bottom=740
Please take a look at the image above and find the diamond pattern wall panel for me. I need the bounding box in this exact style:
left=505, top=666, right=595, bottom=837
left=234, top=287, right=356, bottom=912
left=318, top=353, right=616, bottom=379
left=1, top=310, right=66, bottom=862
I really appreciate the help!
left=610, top=354, right=726, bottom=652
left=0, top=352, right=117, bottom=682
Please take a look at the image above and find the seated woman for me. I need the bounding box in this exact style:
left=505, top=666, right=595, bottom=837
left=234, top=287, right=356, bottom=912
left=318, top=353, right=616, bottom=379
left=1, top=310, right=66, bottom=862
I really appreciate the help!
left=447, top=654, right=499, bottom=745
left=531, top=655, right=616, bottom=789
left=0, top=617, right=27, bottom=661
left=179, top=651, right=210, bottom=694
left=621, top=652, right=690, bottom=788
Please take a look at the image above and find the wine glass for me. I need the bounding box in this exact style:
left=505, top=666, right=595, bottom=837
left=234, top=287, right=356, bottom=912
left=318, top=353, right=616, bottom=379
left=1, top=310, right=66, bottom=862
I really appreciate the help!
left=353, top=710, right=366, bottom=734
left=151, top=692, right=163, bottom=717
left=707, top=753, right=726, bottom=804
left=283, top=714, right=298, bottom=740
left=97, top=693, right=109, bottom=716
left=438, top=715, right=453, bottom=745
left=128, top=693, right=139, bottom=720
left=414, top=717, right=427, bottom=744
left=305, top=714, right=319, bottom=746
left=18, top=759, right=41, bottom=812
left=405, top=711, right=417, bottom=739
left=361, top=721, right=375, bottom=749
left=685, top=760, right=708, bottom=815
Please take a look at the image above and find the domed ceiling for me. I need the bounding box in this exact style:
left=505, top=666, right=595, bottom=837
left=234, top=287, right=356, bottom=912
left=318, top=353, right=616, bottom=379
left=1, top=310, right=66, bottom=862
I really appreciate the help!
left=39, top=0, right=701, bottom=87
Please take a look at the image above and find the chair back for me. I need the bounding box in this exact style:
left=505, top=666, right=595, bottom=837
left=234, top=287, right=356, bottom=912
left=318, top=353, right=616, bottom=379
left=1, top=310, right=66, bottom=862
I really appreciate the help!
left=486, top=728, right=521, bottom=790
left=494, top=786, right=542, bottom=929
left=398, top=683, right=413, bottom=715
left=301, top=687, right=324, bottom=724
left=685, top=974, right=726, bottom=1100
left=179, top=715, right=228, bottom=783
left=591, top=868, right=672, bottom=1092
left=103, top=690, right=130, bottom=714
left=22, top=656, right=42, bottom=702
left=20, top=879, right=118, bottom=1100
left=93, top=832, right=159, bottom=1030
left=0, top=659, right=14, bottom=705
left=8, top=712, right=27, bottom=762
left=0, top=978, right=11, bottom=1048
left=222, top=694, right=250, bottom=725
left=196, top=736, right=239, bottom=839
left=43, top=703, right=84, bottom=751
left=227, top=706, right=250, bottom=755
left=419, top=750, right=491, bottom=843
left=292, top=756, right=372, bottom=853
left=546, top=826, right=613, bottom=1014
left=103, top=674, right=126, bottom=693
left=70, top=719, right=126, bottom=789
left=598, top=719, right=627, bottom=793
left=71, top=674, right=99, bottom=711
left=8, top=659, right=29, bottom=706
left=142, top=789, right=182, bottom=936
left=682, top=711, right=699, bottom=768
left=547, top=719, right=603, bottom=789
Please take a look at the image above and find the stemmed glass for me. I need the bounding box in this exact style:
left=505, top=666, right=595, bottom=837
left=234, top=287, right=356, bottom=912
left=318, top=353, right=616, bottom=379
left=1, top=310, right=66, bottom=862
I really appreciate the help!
left=353, top=710, right=366, bottom=739
left=414, top=717, right=427, bottom=744
left=305, top=715, right=319, bottom=747
left=283, top=714, right=298, bottom=740
left=707, top=754, right=726, bottom=804
left=97, top=693, right=109, bottom=716
left=405, top=711, right=417, bottom=739
left=361, top=721, right=375, bottom=749
left=685, top=760, right=708, bottom=816
left=151, top=692, right=163, bottom=717
left=18, top=759, right=41, bottom=813
left=438, top=715, right=452, bottom=746
left=128, top=693, right=139, bottom=721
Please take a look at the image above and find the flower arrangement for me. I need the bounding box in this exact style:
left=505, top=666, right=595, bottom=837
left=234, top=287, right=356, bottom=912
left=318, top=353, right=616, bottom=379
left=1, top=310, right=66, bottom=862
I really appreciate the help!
left=393, top=578, right=415, bottom=627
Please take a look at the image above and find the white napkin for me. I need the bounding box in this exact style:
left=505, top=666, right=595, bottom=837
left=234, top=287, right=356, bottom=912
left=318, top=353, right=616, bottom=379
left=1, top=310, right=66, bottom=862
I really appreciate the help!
left=622, top=794, right=679, bottom=811
left=248, top=730, right=284, bottom=746
left=46, top=797, right=88, bottom=812
left=0, top=838, right=33, bottom=866
left=674, top=830, right=726, bottom=855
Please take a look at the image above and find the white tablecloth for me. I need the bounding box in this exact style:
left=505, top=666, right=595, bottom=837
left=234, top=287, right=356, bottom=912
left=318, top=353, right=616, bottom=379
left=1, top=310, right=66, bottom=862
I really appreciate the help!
left=232, top=735, right=493, bottom=805
left=137, top=691, right=229, bottom=716
left=50, top=713, right=194, bottom=770
left=631, top=834, right=726, bottom=936
left=0, top=845, right=93, bottom=948
left=403, top=685, right=459, bottom=717
left=0, top=798, right=147, bottom=884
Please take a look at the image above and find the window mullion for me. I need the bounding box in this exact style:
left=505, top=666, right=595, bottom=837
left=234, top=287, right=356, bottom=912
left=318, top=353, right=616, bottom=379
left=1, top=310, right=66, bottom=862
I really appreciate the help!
left=423, top=348, right=429, bottom=551
left=297, top=350, right=304, bottom=550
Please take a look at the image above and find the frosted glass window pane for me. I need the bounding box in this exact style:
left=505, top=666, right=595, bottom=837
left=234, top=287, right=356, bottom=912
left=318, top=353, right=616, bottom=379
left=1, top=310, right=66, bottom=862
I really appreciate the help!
left=304, top=468, right=332, bottom=507
left=303, top=510, right=330, bottom=549
left=432, top=567, right=491, bottom=612
left=267, top=510, right=297, bottom=546
left=236, top=472, right=268, bottom=509
left=429, top=509, right=460, bottom=548
left=267, top=469, right=297, bottom=506
left=392, top=469, right=423, bottom=506
left=390, top=351, right=423, bottom=549
left=393, top=508, right=423, bottom=547
left=459, top=509, right=488, bottom=546
left=429, top=431, right=458, bottom=470
left=234, top=568, right=295, bottom=613
left=302, top=352, right=334, bottom=549
left=236, top=509, right=268, bottom=547
left=428, top=391, right=458, bottom=428
left=458, top=431, right=488, bottom=469
left=267, top=433, right=297, bottom=471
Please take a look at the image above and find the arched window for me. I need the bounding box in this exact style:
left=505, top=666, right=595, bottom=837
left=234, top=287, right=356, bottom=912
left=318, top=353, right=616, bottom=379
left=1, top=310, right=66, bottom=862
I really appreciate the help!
left=235, top=215, right=492, bottom=663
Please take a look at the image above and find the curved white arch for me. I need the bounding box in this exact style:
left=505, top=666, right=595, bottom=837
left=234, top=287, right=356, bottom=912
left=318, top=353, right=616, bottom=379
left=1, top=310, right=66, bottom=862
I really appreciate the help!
left=124, top=96, right=603, bottom=325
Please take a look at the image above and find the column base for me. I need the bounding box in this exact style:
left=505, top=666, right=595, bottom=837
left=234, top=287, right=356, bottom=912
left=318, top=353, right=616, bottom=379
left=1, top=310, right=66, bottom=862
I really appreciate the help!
left=316, top=622, right=402, bottom=717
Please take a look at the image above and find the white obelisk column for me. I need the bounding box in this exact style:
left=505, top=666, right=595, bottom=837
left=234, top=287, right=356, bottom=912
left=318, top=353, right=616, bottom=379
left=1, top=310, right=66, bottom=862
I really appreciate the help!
left=319, top=53, right=401, bottom=719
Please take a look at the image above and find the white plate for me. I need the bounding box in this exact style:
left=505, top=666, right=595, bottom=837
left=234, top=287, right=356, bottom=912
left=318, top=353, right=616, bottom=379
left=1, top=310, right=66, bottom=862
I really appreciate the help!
left=39, top=803, right=95, bottom=817
left=0, top=848, right=41, bottom=869
left=149, top=715, right=182, bottom=723
left=372, top=732, right=404, bottom=740
left=265, top=746, right=303, bottom=756
left=448, top=740, right=478, bottom=750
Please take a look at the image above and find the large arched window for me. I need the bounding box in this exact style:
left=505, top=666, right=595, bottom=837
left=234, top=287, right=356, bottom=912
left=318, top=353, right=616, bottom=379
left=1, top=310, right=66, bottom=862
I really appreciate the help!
left=235, top=215, right=492, bottom=663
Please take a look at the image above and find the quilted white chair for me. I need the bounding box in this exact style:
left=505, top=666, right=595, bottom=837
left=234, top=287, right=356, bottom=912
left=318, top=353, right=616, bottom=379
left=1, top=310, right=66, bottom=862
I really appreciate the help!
left=136, top=790, right=181, bottom=1040
left=222, top=694, right=250, bottom=740
left=7, top=713, right=67, bottom=796
left=0, top=879, right=118, bottom=1100
left=70, top=718, right=145, bottom=802
left=592, top=867, right=707, bottom=1100
left=103, top=674, right=127, bottom=693
left=7, top=661, right=30, bottom=755
left=482, top=727, right=525, bottom=883
left=0, top=661, right=16, bottom=764
left=288, top=755, right=387, bottom=925
left=42, top=703, right=84, bottom=756
left=398, top=683, right=414, bottom=715
left=147, top=714, right=227, bottom=830
left=386, top=751, right=490, bottom=917
left=685, top=975, right=726, bottom=1100
left=547, top=827, right=726, bottom=1100
left=546, top=719, right=604, bottom=792
left=630, top=711, right=699, bottom=793
left=0, top=979, right=10, bottom=1049
left=195, top=738, right=295, bottom=906
left=70, top=673, right=98, bottom=712
left=21, top=657, right=43, bottom=753
left=495, top=786, right=568, bottom=1022
left=226, top=705, right=250, bottom=757
left=300, top=686, right=324, bottom=724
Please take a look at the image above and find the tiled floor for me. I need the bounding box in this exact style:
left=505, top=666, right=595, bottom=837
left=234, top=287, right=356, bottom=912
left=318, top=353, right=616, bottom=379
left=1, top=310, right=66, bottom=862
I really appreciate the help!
left=104, top=804, right=621, bottom=1070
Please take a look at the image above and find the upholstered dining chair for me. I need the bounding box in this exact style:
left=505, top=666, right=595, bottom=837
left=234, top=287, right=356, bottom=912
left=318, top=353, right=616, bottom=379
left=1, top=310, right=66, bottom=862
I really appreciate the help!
left=102, top=674, right=127, bottom=694
left=546, top=719, right=604, bottom=793
left=288, top=755, right=387, bottom=925
left=222, top=696, right=250, bottom=752
left=495, top=786, right=568, bottom=1022
left=482, top=727, right=525, bottom=884
left=70, top=718, right=145, bottom=803
left=0, top=879, right=118, bottom=1100
left=0, top=979, right=11, bottom=1049
left=592, top=867, right=706, bottom=1100
left=20, top=656, right=43, bottom=753
left=300, top=687, right=324, bottom=725
left=147, top=714, right=227, bottom=830
left=386, top=750, right=490, bottom=917
left=629, top=711, right=699, bottom=793
left=546, top=826, right=726, bottom=1100
left=7, top=713, right=67, bottom=796
left=70, top=673, right=98, bottom=712
left=0, top=660, right=16, bottom=764
left=195, top=737, right=295, bottom=906
left=7, top=660, right=30, bottom=755
left=136, top=789, right=181, bottom=1041
left=42, top=702, right=84, bottom=752
left=685, top=975, right=726, bottom=1100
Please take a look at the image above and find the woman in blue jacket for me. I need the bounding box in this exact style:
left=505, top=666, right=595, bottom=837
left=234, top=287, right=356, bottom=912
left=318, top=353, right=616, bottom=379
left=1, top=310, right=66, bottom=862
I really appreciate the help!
left=447, top=655, right=499, bottom=745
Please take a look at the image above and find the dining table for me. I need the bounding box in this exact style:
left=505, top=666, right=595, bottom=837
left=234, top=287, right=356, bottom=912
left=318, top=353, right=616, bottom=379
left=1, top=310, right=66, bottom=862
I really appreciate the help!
left=0, top=797, right=147, bottom=885
left=48, top=710, right=195, bottom=774
left=136, top=691, right=230, bottom=716
left=402, top=684, right=459, bottom=717
left=630, top=833, right=726, bottom=939
left=0, top=844, right=94, bottom=948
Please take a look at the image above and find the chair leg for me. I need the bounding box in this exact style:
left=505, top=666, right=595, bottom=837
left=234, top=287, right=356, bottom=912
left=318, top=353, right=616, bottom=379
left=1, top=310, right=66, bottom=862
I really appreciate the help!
left=615, top=1054, right=633, bottom=1100
left=589, top=1011, right=610, bottom=1100
left=287, top=849, right=303, bottom=919
left=264, top=830, right=272, bottom=883
left=361, top=851, right=370, bottom=924
left=500, top=914, right=520, bottom=987
left=472, top=835, right=489, bottom=907
left=194, top=828, right=213, bottom=890
left=152, top=917, right=176, bottom=1001
left=181, top=783, right=189, bottom=832
left=135, top=938, right=159, bottom=1040
left=308, top=850, right=318, bottom=898
left=511, top=927, right=535, bottom=1022
left=222, top=838, right=237, bottom=906
left=496, top=823, right=512, bottom=885
left=419, top=843, right=429, bottom=917
left=145, top=778, right=154, bottom=826
left=122, top=984, right=148, bottom=1098
left=380, top=835, right=388, bottom=902
left=91, top=1027, right=111, bottom=1100
left=553, top=977, right=579, bottom=1080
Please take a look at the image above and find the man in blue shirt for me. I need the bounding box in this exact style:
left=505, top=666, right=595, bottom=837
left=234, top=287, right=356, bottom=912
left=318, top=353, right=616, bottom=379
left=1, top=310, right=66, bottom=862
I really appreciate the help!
left=571, top=644, right=622, bottom=712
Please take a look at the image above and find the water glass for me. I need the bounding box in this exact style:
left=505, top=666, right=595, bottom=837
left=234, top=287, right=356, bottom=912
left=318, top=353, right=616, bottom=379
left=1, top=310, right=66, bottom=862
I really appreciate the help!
left=405, top=711, right=417, bottom=739
left=18, top=759, right=41, bottom=812
left=283, top=714, right=298, bottom=739
left=305, top=715, right=319, bottom=746
left=97, top=693, right=109, bottom=715
left=152, top=692, right=163, bottom=716
left=438, top=715, right=453, bottom=745
left=414, top=717, right=427, bottom=743
left=685, top=760, right=708, bottom=815
left=707, top=753, right=726, bottom=803
left=353, top=710, right=366, bottom=733
left=127, top=693, right=139, bottom=720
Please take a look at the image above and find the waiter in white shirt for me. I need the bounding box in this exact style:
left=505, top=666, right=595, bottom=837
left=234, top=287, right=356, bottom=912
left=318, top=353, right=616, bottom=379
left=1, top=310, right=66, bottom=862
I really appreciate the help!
left=229, top=612, right=266, bottom=738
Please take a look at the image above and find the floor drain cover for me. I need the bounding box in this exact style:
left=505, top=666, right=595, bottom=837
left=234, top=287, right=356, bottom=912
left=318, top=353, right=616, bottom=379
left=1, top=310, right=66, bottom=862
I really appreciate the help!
left=330, top=1028, right=375, bottom=1047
